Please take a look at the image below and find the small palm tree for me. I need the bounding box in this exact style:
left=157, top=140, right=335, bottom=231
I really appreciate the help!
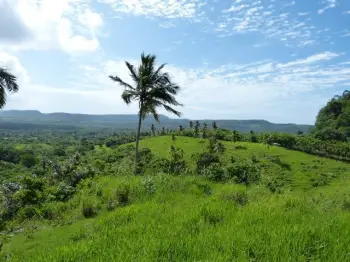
left=0, top=68, right=19, bottom=108
left=110, top=53, right=182, bottom=173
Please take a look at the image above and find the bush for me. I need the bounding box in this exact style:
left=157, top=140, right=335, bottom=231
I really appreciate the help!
left=200, top=207, right=223, bottom=225
left=53, top=148, right=66, bottom=157
left=18, top=206, right=42, bottom=220
left=21, top=153, right=37, bottom=168
left=141, top=177, right=156, bottom=194
left=202, top=163, right=225, bottom=182
left=196, top=153, right=220, bottom=174
left=222, top=190, right=248, bottom=206
left=106, top=199, right=117, bottom=211
left=82, top=201, right=99, bottom=218
left=47, top=182, right=75, bottom=201
left=233, top=145, right=247, bottom=150
left=225, top=162, right=260, bottom=185
left=116, top=184, right=130, bottom=206
left=310, top=173, right=330, bottom=187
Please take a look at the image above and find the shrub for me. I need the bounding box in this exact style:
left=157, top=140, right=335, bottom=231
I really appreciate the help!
left=196, top=153, right=220, bottom=174
left=341, top=200, right=350, bottom=211
left=222, top=190, right=248, bottom=206
left=82, top=201, right=99, bottom=218
left=202, top=163, right=225, bottom=182
left=141, top=177, right=156, bottom=194
left=225, top=162, right=260, bottom=185
left=106, top=199, right=117, bottom=211
left=310, top=173, right=330, bottom=187
left=21, top=153, right=38, bottom=168
left=233, top=145, right=247, bottom=150
left=116, top=184, right=130, bottom=206
left=195, top=183, right=212, bottom=196
left=200, top=207, right=223, bottom=225
left=18, top=206, right=42, bottom=220
left=47, top=182, right=75, bottom=201
left=53, top=148, right=66, bottom=157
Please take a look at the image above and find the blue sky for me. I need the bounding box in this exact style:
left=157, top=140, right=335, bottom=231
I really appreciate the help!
left=0, top=0, right=350, bottom=124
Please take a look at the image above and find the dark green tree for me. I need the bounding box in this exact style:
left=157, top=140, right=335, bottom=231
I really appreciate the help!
left=0, top=68, right=19, bottom=109
left=212, top=121, right=218, bottom=130
left=109, top=53, right=182, bottom=173
left=189, top=121, right=194, bottom=129
left=194, top=121, right=200, bottom=137
left=314, top=90, right=350, bottom=141
left=202, top=122, right=208, bottom=138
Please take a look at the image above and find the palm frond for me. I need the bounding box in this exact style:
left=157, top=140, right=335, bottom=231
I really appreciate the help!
left=0, top=68, right=19, bottom=92
left=163, top=104, right=182, bottom=117
left=125, top=62, right=139, bottom=84
left=121, top=89, right=138, bottom=104
left=109, top=75, right=135, bottom=90
left=0, top=87, right=6, bottom=109
left=153, top=63, right=166, bottom=78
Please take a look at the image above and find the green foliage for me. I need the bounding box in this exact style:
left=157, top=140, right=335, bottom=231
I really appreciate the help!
left=20, top=153, right=37, bottom=168
left=314, top=90, right=350, bottom=141
left=195, top=152, right=220, bottom=174
left=82, top=200, right=99, bottom=218
left=225, top=161, right=260, bottom=185
left=202, top=163, right=225, bottom=182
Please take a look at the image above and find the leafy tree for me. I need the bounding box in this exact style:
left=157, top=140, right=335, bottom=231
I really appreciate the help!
left=212, top=121, right=218, bottom=130
left=202, top=122, right=208, bottom=138
left=314, top=90, right=350, bottom=141
left=161, top=127, right=166, bottom=135
left=249, top=130, right=257, bottom=143
left=172, top=133, right=176, bottom=142
left=21, top=154, right=37, bottom=168
left=0, top=68, right=19, bottom=109
left=109, top=53, right=182, bottom=173
left=179, top=125, right=184, bottom=132
left=189, top=121, right=194, bottom=129
left=231, top=130, right=240, bottom=143
left=194, top=121, right=200, bottom=137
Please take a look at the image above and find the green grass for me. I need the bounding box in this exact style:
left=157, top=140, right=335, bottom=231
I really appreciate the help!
left=2, top=136, right=350, bottom=261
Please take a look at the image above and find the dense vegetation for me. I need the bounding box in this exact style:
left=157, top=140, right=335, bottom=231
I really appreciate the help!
left=314, top=90, right=350, bottom=141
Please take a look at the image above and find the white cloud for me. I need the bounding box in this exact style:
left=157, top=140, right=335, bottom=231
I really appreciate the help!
left=0, top=0, right=103, bottom=53
left=0, top=51, right=29, bottom=85
left=318, top=0, right=337, bottom=14
left=213, top=0, right=318, bottom=47
left=99, top=0, right=204, bottom=19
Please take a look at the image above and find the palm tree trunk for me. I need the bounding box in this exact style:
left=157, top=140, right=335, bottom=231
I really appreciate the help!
left=134, top=111, right=142, bottom=174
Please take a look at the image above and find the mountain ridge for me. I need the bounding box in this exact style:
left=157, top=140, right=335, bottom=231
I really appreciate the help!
left=0, top=110, right=313, bottom=133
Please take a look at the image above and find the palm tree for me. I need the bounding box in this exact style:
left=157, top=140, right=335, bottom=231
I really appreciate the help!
left=0, top=68, right=19, bottom=109
left=109, top=53, right=182, bottom=173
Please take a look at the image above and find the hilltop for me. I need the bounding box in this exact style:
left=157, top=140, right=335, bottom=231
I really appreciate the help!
left=0, top=110, right=312, bottom=133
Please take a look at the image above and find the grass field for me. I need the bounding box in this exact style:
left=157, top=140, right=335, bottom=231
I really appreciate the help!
left=2, top=136, right=350, bottom=261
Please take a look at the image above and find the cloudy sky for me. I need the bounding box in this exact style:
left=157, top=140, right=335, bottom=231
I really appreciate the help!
left=0, top=0, right=350, bottom=124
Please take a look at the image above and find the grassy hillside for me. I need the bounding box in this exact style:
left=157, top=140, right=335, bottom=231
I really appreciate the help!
left=2, top=136, right=350, bottom=261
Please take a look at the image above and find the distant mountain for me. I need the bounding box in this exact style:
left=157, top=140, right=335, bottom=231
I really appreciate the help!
left=0, top=110, right=313, bottom=133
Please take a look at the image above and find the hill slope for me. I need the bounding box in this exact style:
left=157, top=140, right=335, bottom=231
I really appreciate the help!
left=2, top=136, right=350, bottom=261
left=0, top=110, right=312, bottom=133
